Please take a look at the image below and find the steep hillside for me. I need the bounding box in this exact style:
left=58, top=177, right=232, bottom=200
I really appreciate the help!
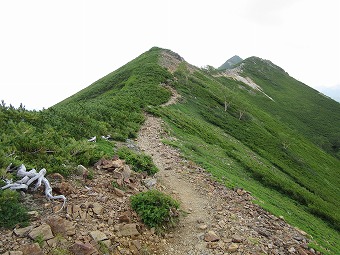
left=240, top=57, right=340, bottom=158
left=153, top=50, right=340, bottom=253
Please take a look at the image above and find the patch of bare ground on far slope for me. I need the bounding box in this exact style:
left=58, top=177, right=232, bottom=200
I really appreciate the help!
left=159, top=49, right=197, bottom=74
left=137, top=114, right=316, bottom=253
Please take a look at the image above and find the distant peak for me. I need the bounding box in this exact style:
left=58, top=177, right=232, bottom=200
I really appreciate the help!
left=218, top=55, right=243, bottom=70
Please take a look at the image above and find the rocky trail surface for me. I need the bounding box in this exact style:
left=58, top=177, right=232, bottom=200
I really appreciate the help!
left=137, top=113, right=314, bottom=255
left=0, top=86, right=317, bottom=255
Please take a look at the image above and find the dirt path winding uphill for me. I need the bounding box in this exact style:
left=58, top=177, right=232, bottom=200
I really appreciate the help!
left=138, top=115, right=214, bottom=254
left=136, top=88, right=313, bottom=254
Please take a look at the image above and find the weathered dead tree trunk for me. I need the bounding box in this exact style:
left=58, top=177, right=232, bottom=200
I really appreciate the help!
left=1, top=164, right=66, bottom=211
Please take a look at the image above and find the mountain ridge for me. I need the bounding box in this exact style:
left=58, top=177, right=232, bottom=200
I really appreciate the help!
left=1, top=46, right=339, bottom=254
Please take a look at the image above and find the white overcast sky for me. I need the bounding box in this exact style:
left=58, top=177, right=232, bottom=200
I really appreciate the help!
left=0, top=0, right=339, bottom=109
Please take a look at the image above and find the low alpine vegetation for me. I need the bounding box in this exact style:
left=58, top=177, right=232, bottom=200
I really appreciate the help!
left=0, top=189, right=30, bottom=228
left=117, top=147, right=158, bottom=175
left=130, top=190, right=180, bottom=232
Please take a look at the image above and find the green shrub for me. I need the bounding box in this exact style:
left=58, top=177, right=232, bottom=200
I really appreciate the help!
left=117, top=147, right=158, bottom=175
left=130, top=190, right=180, bottom=230
left=0, top=189, right=30, bottom=229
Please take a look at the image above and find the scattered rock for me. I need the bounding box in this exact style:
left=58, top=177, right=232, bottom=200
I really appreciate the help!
left=53, top=180, right=74, bottom=196
left=117, top=224, right=140, bottom=237
left=13, top=226, right=33, bottom=237
left=46, top=216, right=76, bottom=236
left=204, top=231, right=220, bottom=242
left=143, top=178, right=157, bottom=189
left=118, top=213, right=131, bottom=223
left=232, top=234, right=243, bottom=243
left=197, top=224, right=208, bottom=230
left=77, top=165, right=87, bottom=175
left=91, top=202, right=103, bottom=215
left=89, top=230, right=108, bottom=242
left=69, top=241, right=97, bottom=255
left=28, top=223, right=54, bottom=241
left=227, top=243, right=239, bottom=252
left=122, top=165, right=132, bottom=179
left=21, top=243, right=44, bottom=255
left=288, top=247, right=296, bottom=253
left=114, top=187, right=125, bottom=197
left=27, top=211, right=39, bottom=220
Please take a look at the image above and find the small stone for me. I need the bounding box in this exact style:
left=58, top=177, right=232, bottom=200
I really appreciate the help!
left=91, top=202, right=103, bottom=215
left=27, top=211, right=39, bottom=220
left=143, top=178, right=157, bottom=189
left=232, top=234, right=243, bottom=243
left=288, top=247, right=296, bottom=253
left=293, top=235, right=304, bottom=241
left=122, top=165, right=132, bottom=179
left=46, top=216, right=76, bottom=236
left=53, top=180, right=74, bottom=196
left=77, top=165, right=87, bottom=175
left=112, top=159, right=124, bottom=169
left=28, top=223, right=54, bottom=241
left=236, top=189, right=245, bottom=196
left=204, top=231, right=220, bottom=242
left=227, top=243, right=239, bottom=252
left=118, top=213, right=131, bottom=223
left=114, top=187, right=125, bottom=197
left=108, top=218, right=114, bottom=225
left=90, top=230, right=108, bottom=242
left=117, top=224, right=140, bottom=237
left=13, top=226, right=33, bottom=237
left=69, top=241, right=97, bottom=255
left=197, top=224, right=208, bottom=230
left=21, top=243, right=44, bottom=255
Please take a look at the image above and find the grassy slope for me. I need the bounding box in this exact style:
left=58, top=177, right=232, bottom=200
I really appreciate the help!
left=240, top=57, right=340, bottom=159
left=154, top=56, right=340, bottom=254
left=53, top=47, right=172, bottom=141
left=0, top=47, right=172, bottom=174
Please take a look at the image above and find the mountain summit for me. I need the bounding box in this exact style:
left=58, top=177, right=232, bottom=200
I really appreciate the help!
left=218, top=55, right=243, bottom=70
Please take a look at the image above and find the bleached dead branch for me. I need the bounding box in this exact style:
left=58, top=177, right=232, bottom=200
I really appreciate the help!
left=1, top=164, right=66, bottom=211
